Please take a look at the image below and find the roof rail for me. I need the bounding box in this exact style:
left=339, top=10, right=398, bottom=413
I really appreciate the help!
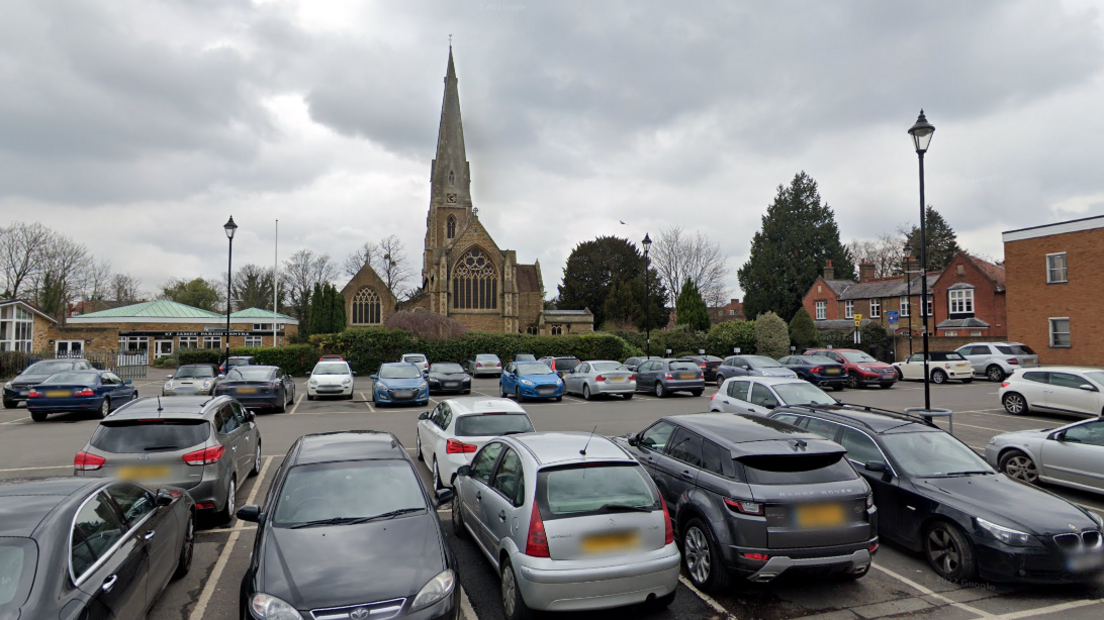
left=785, top=403, right=937, bottom=429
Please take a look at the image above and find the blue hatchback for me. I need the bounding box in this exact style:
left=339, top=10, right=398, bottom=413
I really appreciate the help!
left=26, top=370, right=137, bottom=422
left=371, top=362, right=429, bottom=406
left=500, top=361, right=564, bottom=401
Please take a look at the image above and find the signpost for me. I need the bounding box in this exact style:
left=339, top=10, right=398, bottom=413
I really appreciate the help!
left=853, top=314, right=863, bottom=344
left=886, top=310, right=899, bottom=324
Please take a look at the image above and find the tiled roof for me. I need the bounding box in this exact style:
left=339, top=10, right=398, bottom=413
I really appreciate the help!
left=838, top=274, right=938, bottom=300
left=823, top=279, right=855, bottom=296
left=937, top=317, right=991, bottom=329
left=516, top=264, right=541, bottom=294
left=76, top=300, right=223, bottom=319
left=966, top=255, right=1006, bottom=292
left=230, top=307, right=296, bottom=320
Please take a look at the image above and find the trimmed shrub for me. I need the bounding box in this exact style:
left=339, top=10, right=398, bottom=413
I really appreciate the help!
left=177, top=349, right=221, bottom=366
left=788, top=308, right=821, bottom=350
left=754, top=312, right=790, bottom=359
left=707, top=320, right=756, bottom=357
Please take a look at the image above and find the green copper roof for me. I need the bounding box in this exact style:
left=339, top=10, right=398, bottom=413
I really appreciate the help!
left=77, top=300, right=223, bottom=319
left=230, top=307, right=296, bottom=320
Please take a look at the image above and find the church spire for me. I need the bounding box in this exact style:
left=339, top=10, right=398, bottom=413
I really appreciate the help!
left=430, top=46, right=469, bottom=209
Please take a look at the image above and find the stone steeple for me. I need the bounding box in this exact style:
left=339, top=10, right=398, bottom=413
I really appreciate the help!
left=430, top=47, right=471, bottom=211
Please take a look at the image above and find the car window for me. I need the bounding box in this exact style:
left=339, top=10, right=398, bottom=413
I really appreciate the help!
left=71, top=492, right=126, bottom=581
left=1050, top=373, right=1090, bottom=390
left=538, top=464, right=657, bottom=518
left=1062, top=421, right=1104, bottom=447
left=772, top=413, right=800, bottom=425
left=455, top=414, right=533, bottom=436
left=804, top=418, right=839, bottom=440
left=440, top=405, right=453, bottom=430
left=89, top=420, right=210, bottom=453
left=469, top=442, right=504, bottom=484
left=1023, top=372, right=1049, bottom=384
left=491, top=448, right=525, bottom=506
left=701, top=440, right=734, bottom=478
left=175, top=366, right=217, bottom=378
left=750, top=383, right=779, bottom=408
left=772, top=382, right=835, bottom=406
left=231, top=401, right=248, bottom=425
left=839, top=428, right=884, bottom=466
left=639, top=421, right=676, bottom=452
left=738, top=452, right=858, bottom=485
left=379, top=365, right=423, bottom=379
left=430, top=363, right=465, bottom=374
left=669, top=361, right=698, bottom=372
left=667, top=428, right=704, bottom=467
left=518, top=363, right=554, bottom=375
left=907, top=354, right=922, bottom=363
left=216, top=406, right=238, bottom=434
left=591, top=361, right=626, bottom=372
left=105, top=483, right=155, bottom=524
left=0, top=538, right=35, bottom=610
left=727, top=380, right=750, bottom=401
left=575, top=363, right=589, bottom=373
left=880, top=431, right=994, bottom=477
left=46, top=371, right=100, bottom=384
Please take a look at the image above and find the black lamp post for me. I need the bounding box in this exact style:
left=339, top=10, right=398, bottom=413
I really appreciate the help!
left=904, top=244, right=914, bottom=357
left=224, top=216, right=238, bottom=367
left=908, top=110, right=935, bottom=410
left=642, top=233, right=652, bottom=358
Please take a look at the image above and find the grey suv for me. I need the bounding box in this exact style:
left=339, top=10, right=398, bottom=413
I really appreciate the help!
left=955, top=342, right=1039, bottom=382
left=616, top=413, right=877, bottom=591
left=74, top=395, right=260, bottom=523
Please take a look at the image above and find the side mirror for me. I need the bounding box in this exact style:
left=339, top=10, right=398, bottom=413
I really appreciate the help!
left=456, top=465, right=471, bottom=478
left=627, top=435, right=639, bottom=447
left=1050, top=431, right=1066, bottom=442
left=236, top=505, right=262, bottom=523
left=155, top=489, right=174, bottom=507
left=418, top=411, right=430, bottom=420
left=166, top=374, right=174, bottom=380
left=1080, top=384, right=1096, bottom=392
left=218, top=374, right=225, bottom=380
left=352, top=371, right=358, bottom=376
left=370, top=375, right=378, bottom=381
left=864, top=460, right=888, bottom=473
left=435, top=488, right=454, bottom=508
left=765, top=404, right=777, bottom=410
left=124, top=380, right=133, bottom=385
left=246, top=411, right=256, bottom=423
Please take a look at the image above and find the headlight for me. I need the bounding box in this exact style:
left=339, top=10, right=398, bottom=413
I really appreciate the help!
left=309, top=379, right=318, bottom=385
left=419, top=382, right=428, bottom=390
left=250, top=593, right=303, bottom=620
left=164, top=382, right=172, bottom=390
left=520, top=379, right=535, bottom=386
left=860, top=366, right=875, bottom=372
left=341, top=377, right=352, bottom=385
left=3, top=381, right=11, bottom=389
left=866, top=494, right=874, bottom=509
left=976, top=517, right=1033, bottom=546
left=410, top=569, right=455, bottom=611
left=375, top=382, right=387, bottom=390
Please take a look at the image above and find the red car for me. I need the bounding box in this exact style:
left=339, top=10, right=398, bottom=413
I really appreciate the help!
left=803, top=348, right=897, bottom=389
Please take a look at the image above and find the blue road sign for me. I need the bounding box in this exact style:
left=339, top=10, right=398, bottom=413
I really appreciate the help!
left=887, top=310, right=899, bottom=324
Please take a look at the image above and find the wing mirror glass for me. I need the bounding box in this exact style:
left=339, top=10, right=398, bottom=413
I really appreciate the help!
left=155, top=489, right=174, bottom=507
left=124, top=380, right=132, bottom=385
left=236, top=505, right=262, bottom=523
left=456, top=465, right=471, bottom=478
left=166, top=374, right=174, bottom=380
left=434, top=488, right=454, bottom=508
left=1079, top=384, right=1096, bottom=392
left=418, top=411, right=430, bottom=420
left=627, top=434, right=639, bottom=447
left=864, top=460, right=888, bottom=473
left=370, top=375, right=378, bottom=381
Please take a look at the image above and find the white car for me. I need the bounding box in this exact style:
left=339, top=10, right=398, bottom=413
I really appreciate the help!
left=955, top=342, right=1040, bottom=382
left=401, top=353, right=430, bottom=374
left=1000, top=366, right=1104, bottom=418
left=307, top=360, right=356, bottom=400
left=416, top=397, right=535, bottom=490
left=710, top=376, right=836, bottom=415
left=892, top=352, right=974, bottom=384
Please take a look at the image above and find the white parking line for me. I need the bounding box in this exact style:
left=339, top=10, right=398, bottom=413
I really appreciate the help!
left=0, top=416, right=30, bottom=425
left=459, top=586, right=479, bottom=620
left=360, top=392, right=376, bottom=413
left=0, top=464, right=71, bottom=473
left=287, top=393, right=304, bottom=415
left=677, top=575, right=735, bottom=619
left=871, top=564, right=995, bottom=618
left=991, top=598, right=1103, bottom=619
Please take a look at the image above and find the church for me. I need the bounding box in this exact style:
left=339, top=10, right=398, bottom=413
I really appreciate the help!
left=341, top=49, right=594, bottom=335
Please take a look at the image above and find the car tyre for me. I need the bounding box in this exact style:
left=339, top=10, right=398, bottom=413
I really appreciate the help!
left=895, top=368, right=905, bottom=381
left=683, top=518, right=729, bottom=593
left=172, top=511, right=195, bottom=580
left=650, top=591, right=676, bottom=609
left=583, top=384, right=593, bottom=401
left=987, top=365, right=1006, bottom=382
left=515, top=387, right=523, bottom=402
left=248, top=443, right=261, bottom=477
left=716, top=375, right=725, bottom=387
left=623, top=393, right=633, bottom=400
left=999, top=450, right=1039, bottom=484
left=274, top=389, right=287, bottom=413
left=931, top=369, right=947, bottom=385
left=1002, top=392, right=1028, bottom=415
left=879, top=383, right=894, bottom=389
left=307, top=394, right=315, bottom=401
left=30, top=410, right=47, bottom=422
left=691, top=389, right=704, bottom=397
left=217, top=477, right=237, bottom=525
left=2, top=399, right=16, bottom=409
left=416, top=433, right=424, bottom=461
left=432, top=457, right=442, bottom=490
left=847, top=372, right=861, bottom=389
left=98, top=397, right=111, bottom=419
left=501, top=560, right=534, bottom=620
left=962, top=378, right=973, bottom=384
left=924, top=521, right=977, bottom=582
left=451, top=491, right=468, bottom=539
left=655, top=382, right=667, bottom=398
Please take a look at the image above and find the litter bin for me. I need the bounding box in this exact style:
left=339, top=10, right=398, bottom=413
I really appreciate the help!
left=904, top=407, right=954, bottom=435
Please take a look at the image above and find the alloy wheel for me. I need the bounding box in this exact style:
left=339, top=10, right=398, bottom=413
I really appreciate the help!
left=1003, top=393, right=1026, bottom=415
left=684, top=526, right=711, bottom=585
left=583, top=385, right=592, bottom=400
left=183, top=516, right=194, bottom=567
left=502, top=564, right=517, bottom=618
left=932, top=370, right=947, bottom=384
left=987, top=366, right=1004, bottom=382
left=1003, top=454, right=1038, bottom=483
left=226, top=479, right=236, bottom=516
left=99, top=398, right=110, bottom=418
left=926, top=527, right=960, bottom=576
left=848, top=372, right=860, bottom=389
left=655, top=382, right=664, bottom=397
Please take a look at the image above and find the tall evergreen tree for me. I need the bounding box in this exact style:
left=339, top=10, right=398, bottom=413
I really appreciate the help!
left=904, top=206, right=961, bottom=273
left=675, top=278, right=710, bottom=332
left=738, top=172, right=854, bottom=321
left=307, top=283, right=325, bottom=336
left=558, top=236, right=666, bottom=330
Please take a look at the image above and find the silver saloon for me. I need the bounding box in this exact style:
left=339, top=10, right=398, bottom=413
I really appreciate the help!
left=986, top=417, right=1104, bottom=496
left=451, top=432, right=680, bottom=619
left=563, top=360, right=636, bottom=400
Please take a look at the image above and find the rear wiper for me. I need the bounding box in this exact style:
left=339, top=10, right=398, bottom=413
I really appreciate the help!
left=290, top=516, right=374, bottom=529
left=143, top=445, right=180, bottom=451
left=940, top=471, right=994, bottom=477
left=598, top=504, right=652, bottom=513
left=500, top=430, right=529, bottom=435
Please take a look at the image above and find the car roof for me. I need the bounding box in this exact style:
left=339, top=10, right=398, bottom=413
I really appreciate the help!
left=293, top=431, right=408, bottom=465
left=773, top=404, right=937, bottom=435
left=1015, top=366, right=1101, bottom=373
left=726, top=376, right=807, bottom=385
left=0, top=478, right=103, bottom=537
left=106, top=395, right=228, bottom=419
left=509, top=432, right=631, bottom=466
left=475, top=353, right=500, bottom=358
left=381, top=361, right=418, bottom=367
left=441, top=397, right=527, bottom=416
left=665, top=413, right=827, bottom=444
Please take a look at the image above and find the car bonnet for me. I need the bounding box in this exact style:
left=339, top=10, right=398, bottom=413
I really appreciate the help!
left=918, top=474, right=1099, bottom=535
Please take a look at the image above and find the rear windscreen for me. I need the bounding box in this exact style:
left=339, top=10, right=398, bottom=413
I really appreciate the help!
left=738, top=453, right=857, bottom=485
left=455, top=414, right=534, bottom=437
left=538, top=464, right=658, bottom=519
left=554, top=358, right=579, bottom=370
left=227, top=367, right=275, bottom=381
left=0, top=539, right=35, bottom=611
left=668, top=361, right=697, bottom=371
left=90, top=420, right=210, bottom=453
left=997, top=345, right=1036, bottom=356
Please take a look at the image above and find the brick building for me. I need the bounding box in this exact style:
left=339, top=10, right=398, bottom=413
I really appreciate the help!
left=1003, top=215, right=1104, bottom=365
left=0, top=300, right=57, bottom=353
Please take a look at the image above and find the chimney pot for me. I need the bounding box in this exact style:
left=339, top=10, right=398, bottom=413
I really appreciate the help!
left=823, top=259, right=835, bottom=281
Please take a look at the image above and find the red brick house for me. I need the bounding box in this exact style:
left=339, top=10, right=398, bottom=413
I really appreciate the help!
left=930, top=253, right=1007, bottom=337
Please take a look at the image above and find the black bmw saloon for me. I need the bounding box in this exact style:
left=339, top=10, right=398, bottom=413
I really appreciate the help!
left=237, top=431, right=459, bottom=620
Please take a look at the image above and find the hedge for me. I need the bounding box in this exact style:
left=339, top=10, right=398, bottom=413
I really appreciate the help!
left=174, top=345, right=319, bottom=375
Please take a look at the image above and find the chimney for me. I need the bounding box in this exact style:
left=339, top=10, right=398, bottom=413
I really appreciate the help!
left=859, top=262, right=875, bottom=283
left=823, top=259, right=835, bottom=281
left=907, top=255, right=920, bottom=276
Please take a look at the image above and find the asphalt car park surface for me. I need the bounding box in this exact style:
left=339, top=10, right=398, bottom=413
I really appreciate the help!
left=1, top=372, right=1102, bottom=620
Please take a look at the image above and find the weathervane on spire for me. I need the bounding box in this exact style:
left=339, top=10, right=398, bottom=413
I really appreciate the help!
left=449, top=34, right=452, bottom=48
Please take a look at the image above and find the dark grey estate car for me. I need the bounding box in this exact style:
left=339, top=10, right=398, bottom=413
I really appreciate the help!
left=635, top=359, right=705, bottom=397
left=615, top=413, right=877, bottom=591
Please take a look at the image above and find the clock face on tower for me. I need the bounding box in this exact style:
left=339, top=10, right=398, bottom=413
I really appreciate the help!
left=446, top=193, right=457, bottom=203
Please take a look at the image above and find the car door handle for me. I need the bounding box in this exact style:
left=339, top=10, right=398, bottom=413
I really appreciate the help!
left=101, top=574, right=118, bottom=593
left=143, top=529, right=156, bottom=541
left=498, top=510, right=507, bottom=521
left=680, top=470, right=694, bottom=480
left=476, top=492, right=482, bottom=502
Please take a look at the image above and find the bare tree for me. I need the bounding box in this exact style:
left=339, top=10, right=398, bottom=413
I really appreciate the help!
left=846, top=231, right=909, bottom=279
left=343, top=241, right=379, bottom=278
left=282, top=249, right=338, bottom=324
left=84, top=259, right=114, bottom=301
left=343, top=235, right=412, bottom=299
left=0, top=222, right=53, bottom=299
left=31, top=233, right=94, bottom=319
left=650, top=226, right=731, bottom=308
left=110, top=273, right=144, bottom=303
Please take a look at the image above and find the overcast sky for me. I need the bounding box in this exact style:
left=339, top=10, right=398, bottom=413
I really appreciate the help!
left=2, top=0, right=1103, bottom=302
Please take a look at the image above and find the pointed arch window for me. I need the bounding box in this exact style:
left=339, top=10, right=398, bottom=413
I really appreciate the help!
left=448, top=170, right=455, bottom=187
left=351, top=286, right=382, bottom=325
left=453, top=248, right=498, bottom=310
left=447, top=215, right=457, bottom=239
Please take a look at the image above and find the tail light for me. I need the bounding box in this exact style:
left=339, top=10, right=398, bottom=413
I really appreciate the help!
left=1001, top=381, right=1010, bottom=388
left=869, top=542, right=879, bottom=553
left=811, top=366, right=823, bottom=374
left=27, top=389, right=42, bottom=398
left=74, top=451, right=106, bottom=471
left=661, top=495, right=674, bottom=545
left=742, top=552, right=770, bottom=561
left=183, top=445, right=225, bottom=466
left=74, top=388, right=95, bottom=397
left=664, top=373, right=673, bottom=380
left=724, top=498, right=764, bottom=515
left=595, top=375, right=606, bottom=382
left=525, top=502, right=550, bottom=557
left=629, top=374, right=636, bottom=382
left=496, top=362, right=501, bottom=368
left=446, top=439, right=478, bottom=454
left=700, top=363, right=707, bottom=369
left=1008, top=359, right=1019, bottom=365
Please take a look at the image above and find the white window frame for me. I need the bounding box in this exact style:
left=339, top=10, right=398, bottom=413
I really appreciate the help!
left=899, top=297, right=909, bottom=318
left=178, top=336, right=198, bottom=350
left=1046, top=252, right=1068, bottom=284
left=844, top=301, right=854, bottom=319
left=0, top=306, right=35, bottom=353
left=55, top=340, right=84, bottom=358
left=253, top=323, right=274, bottom=331
left=202, top=336, right=222, bottom=350
left=945, top=331, right=958, bottom=337
left=154, top=339, right=173, bottom=358
left=1049, top=317, right=1071, bottom=348
left=815, top=301, right=826, bottom=320
left=244, top=335, right=263, bottom=348
left=922, top=296, right=933, bottom=318
left=869, top=298, right=880, bottom=318
left=118, top=336, right=148, bottom=353
left=948, top=289, right=974, bottom=314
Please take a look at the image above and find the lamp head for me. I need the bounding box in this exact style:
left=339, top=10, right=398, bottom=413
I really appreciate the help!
left=642, top=232, right=652, bottom=251
left=224, top=215, right=238, bottom=239
left=908, top=110, right=935, bottom=154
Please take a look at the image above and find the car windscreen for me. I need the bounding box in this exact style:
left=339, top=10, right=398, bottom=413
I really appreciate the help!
left=174, top=366, right=216, bottom=378
left=90, top=420, right=210, bottom=453
left=517, top=363, right=554, bottom=375
left=227, top=367, right=276, bottom=381
left=25, top=360, right=80, bottom=375
left=590, top=361, right=627, bottom=372
left=773, top=383, right=836, bottom=406
left=272, top=460, right=426, bottom=526
left=1085, top=371, right=1104, bottom=386
left=0, top=538, right=35, bottom=611
left=43, top=372, right=98, bottom=385
left=379, top=365, right=423, bottom=379
left=879, top=431, right=995, bottom=478
left=227, top=358, right=252, bottom=366
left=840, top=351, right=876, bottom=363
left=537, top=463, right=658, bottom=519
left=668, top=361, right=698, bottom=371
left=738, top=453, right=857, bottom=485
left=746, top=356, right=783, bottom=368
left=312, top=363, right=351, bottom=376
left=553, top=358, right=580, bottom=371
left=431, top=363, right=466, bottom=374
left=997, top=345, right=1036, bottom=356
left=456, top=414, right=534, bottom=436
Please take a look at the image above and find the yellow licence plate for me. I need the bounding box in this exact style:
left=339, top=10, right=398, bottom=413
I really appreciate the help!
left=610, top=377, right=626, bottom=382
left=117, top=466, right=170, bottom=480
left=236, top=387, right=258, bottom=394
left=796, top=503, right=846, bottom=528
left=679, top=373, right=695, bottom=380
left=581, top=531, right=640, bottom=554
left=45, top=390, right=71, bottom=398
left=825, top=368, right=841, bottom=374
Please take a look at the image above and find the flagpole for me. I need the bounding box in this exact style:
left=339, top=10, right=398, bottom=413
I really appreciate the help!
left=273, top=219, right=278, bottom=347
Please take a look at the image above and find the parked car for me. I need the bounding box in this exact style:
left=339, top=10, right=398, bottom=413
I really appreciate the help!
left=635, top=358, right=705, bottom=398
left=803, top=348, right=896, bottom=389
left=563, top=360, right=636, bottom=400
left=714, top=355, right=798, bottom=384
left=236, top=431, right=459, bottom=620
left=74, top=395, right=259, bottom=522
left=999, top=367, right=1104, bottom=418
left=451, top=432, right=680, bottom=618
left=469, top=353, right=503, bottom=377
left=955, top=342, right=1040, bottom=382
left=427, top=362, right=473, bottom=395
left=767, top=405, right=1104, bottom=583
left=307, top=359, right=356, bottom=400
left=778, top=355, right=848, bottom=390
left=0, top=477, right=195, bottom=619
left=26, top=370, right=137, bottom=422
left=711, top=377, right=837, bottom=415
left=417, top=397, right=535, bottom=489
left=623, top=355, right=661, bottom=373
left=615, top=414, right=876, bottom=589
left=318, top=354, right=345, bottom=362
left=539, top=355, right=581, bottom=379
left=680, top=355, right=723, bottom=382
left=219, top=355, right=255, bottom=375
left=3, top=358, right=94, bottom=408
left=986, top=416, right=1104, bottom=496
left=214, top=365, right=296, bottom=412
left=500, top=361, right=564, bottom=401
left=514, top=353, right=537, bottom=362
left=401, top=352, right=430, bottom=374
left=372, top=362, right=430, bottom=406
left=892, top=352, right=974, bottom=384
left=163, top=363, right=222, bottom=396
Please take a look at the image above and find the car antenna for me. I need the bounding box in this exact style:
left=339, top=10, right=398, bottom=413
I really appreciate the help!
left=580, top=426, right=598, bottom=456
left=157, top=396, right=163, bottom=413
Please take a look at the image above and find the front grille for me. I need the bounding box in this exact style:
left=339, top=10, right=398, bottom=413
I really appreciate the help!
left=311, top=598, right=406, bottom=620
left=388, top=389, right=416, bottom=400
left=443, top=382, right=458, bottom=388
left=1054, top=531, right=1103, bottom=551
left=536, top=385, right=558, bottom=395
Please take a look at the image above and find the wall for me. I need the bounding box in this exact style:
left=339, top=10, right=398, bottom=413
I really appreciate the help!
left=803, top=277, right=845, bottom=322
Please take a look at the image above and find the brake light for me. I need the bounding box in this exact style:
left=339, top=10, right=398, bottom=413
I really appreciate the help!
left=661, top=495, right=674, bottom=544
left=724, top=498, right=764, bottom=515
left=496, top=362, right=501, bottom=367
left=182, top=445, right=225, bottom=466
left=74, top=451, right=105, bottom=471
left=869, top=542, right=879, bottom=553
left=476, top=363, right=483, bottom=368
left=446, top=439, right=478, bottom=454
left=1001, top=381, right=1010, bottom=388
left=74, top=388, right=95, bottom=397
left=27, top=389, right=42, bottom=398
left=664, top=373, right=673, bottom=380
left=1008, top=358, right=1019, bottom=365
left=525, top=502, right=550, bottom=557
left=595, top=375, right=606, bottom=382
left=629, top=374, right=636, bottom=381
left=700, top=363, right=707, bottom=369
left=742, top=552, right=770, bottom=561
left=811, top=366, right=823, bottom=374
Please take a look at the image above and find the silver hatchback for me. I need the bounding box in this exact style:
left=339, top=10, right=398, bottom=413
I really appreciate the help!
left=451, top=432, right=680, bottom=619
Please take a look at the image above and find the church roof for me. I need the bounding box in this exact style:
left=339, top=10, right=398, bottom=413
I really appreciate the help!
left=516, top=264, right=541, bottom=294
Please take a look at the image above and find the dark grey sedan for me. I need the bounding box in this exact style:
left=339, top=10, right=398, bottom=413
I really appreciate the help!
left=3, top=358, right=94, bottom=408
left=635, top=359, right=705, bottom=398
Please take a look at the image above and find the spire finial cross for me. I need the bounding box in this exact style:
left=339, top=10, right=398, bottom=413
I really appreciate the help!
left=449, top=34, right=452, bottom=48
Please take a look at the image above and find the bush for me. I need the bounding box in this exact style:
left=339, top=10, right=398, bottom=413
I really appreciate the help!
left=708, top=321, right=756, bottom=357
left=385, top=311, right=467, bottom=341
left=789, top=308, right=821, bottom=350
left=177, top=349, right=222, bottom=366
left=659, top=325, right=708, bottom=358
left=174, top=344, right=318, bottom=375
left=755, top=312, right=790, bottom=359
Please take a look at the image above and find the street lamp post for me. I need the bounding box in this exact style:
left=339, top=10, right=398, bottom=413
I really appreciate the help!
left=909, top=110, right=935, bottom=411
left=904, top=244, right=914, bottom=357
left=642, top=233, right=652, bottom=358
left=224, top=216, right=238, bottom=368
